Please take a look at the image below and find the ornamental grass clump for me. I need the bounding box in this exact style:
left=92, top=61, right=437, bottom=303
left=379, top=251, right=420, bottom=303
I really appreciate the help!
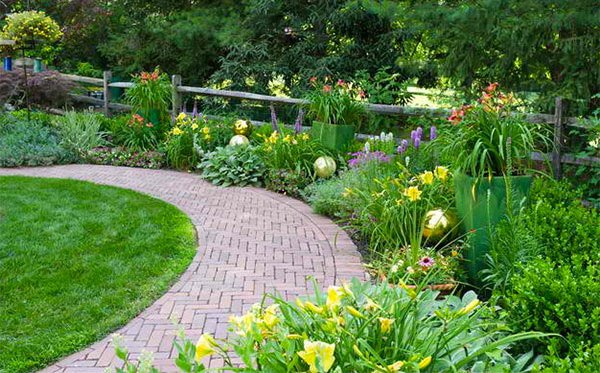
left=126, top=69, right=172, bottom=125
left=113, top=280, right=549, bottom=372
left=305, top=78, right=366, bottom=126
left=435, top=83, right=550, bottom=178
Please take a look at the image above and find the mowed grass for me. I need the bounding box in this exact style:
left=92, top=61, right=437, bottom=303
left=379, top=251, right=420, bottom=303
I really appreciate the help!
left=0, top=176, right=197, bottom=373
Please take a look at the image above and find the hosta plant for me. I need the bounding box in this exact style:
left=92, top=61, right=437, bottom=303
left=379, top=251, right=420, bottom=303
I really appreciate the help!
left=112, top=280, right=549, bottom=372
left=198, top=145, right=265, bottom=187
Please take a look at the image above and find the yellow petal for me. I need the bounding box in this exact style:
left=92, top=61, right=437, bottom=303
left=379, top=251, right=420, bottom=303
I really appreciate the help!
left=194, top=334, right=216, bottom=362
left=418, top=356, right=432, bottom=369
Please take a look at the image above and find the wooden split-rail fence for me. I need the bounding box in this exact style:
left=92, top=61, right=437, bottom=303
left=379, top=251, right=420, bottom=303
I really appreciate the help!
left=60, top=72, right=599, bottom=179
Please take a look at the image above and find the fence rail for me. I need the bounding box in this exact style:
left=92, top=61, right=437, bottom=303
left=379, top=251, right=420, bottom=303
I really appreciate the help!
left=61, top=72, right=598, bottom=177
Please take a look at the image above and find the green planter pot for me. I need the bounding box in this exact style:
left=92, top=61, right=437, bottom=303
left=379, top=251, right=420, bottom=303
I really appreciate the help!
left=454, top=173, right=533, bottom=284
left=311, top=121, right=355, bottom=151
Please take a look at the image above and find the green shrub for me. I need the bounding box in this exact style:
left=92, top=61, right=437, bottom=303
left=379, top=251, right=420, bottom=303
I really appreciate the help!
left=198, top=145, right=265, bottom=187
left=0, top=114, right=74, bottom=167
left=504, top=258, right=600, bottom=355
left=53, top=111, right=106, bottom=157
left=492, top=178, right=600, bottom=365
left=535, top=344, right=600, bottom=373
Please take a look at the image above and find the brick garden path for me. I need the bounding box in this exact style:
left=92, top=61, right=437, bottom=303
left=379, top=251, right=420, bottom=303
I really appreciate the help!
left=0, top=165, right=365, bottom=373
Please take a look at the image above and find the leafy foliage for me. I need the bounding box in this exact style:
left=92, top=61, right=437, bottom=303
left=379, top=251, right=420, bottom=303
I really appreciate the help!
left=86, top=146, right=165, bottom=169
left=412, top=0, right=600, bottom=112
left=0, top=69, right=74, bottom=109
left=198, top=145, right=265, bottom=187
left=0, top=113, right=74, bottom=167
left=113, top=280, right=548, bottom=372
left=53, top=110, right=106, bottom=157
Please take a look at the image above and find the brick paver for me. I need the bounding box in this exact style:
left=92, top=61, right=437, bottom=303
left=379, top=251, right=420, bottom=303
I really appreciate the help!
left=0, top=165, right=365, bottom=372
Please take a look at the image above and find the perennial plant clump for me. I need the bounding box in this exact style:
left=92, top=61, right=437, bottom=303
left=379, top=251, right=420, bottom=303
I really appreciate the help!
left=113, top=280, right=548, bottom=372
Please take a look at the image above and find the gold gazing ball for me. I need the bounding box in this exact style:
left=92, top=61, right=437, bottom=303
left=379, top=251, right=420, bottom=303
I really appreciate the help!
left=233, top=119, right=253, bottom=136
left=423, top=209, right=456, bottom=241
left=229, top=134, right=250, bottom=147
left=314, top=156, right=337, bottom=178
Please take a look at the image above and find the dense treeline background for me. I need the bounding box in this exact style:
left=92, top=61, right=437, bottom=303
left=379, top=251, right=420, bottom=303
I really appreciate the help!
left=2, top=0, right=599, bottom=113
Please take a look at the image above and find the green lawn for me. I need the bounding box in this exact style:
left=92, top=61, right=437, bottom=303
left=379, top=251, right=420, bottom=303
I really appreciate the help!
left=0, top=176, right=197, bottom=373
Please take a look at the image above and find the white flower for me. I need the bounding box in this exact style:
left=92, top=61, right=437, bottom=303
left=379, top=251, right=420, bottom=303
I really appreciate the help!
left=390, top=264, right=399, bottom=273
left=364, top=141, right=371, bottom=153
left=589, top=136, right=599, bottom=149
left=406, top=266, right=415, bottom=274
left=405, top=156, right=411, bottom=166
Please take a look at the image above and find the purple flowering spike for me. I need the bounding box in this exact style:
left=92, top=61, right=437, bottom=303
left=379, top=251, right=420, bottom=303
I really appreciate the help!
left=397, top=139, right=409, bottom=153
left=430, top=126, right=437, bottom=140
left=411, top=130, right=417, bottom=141
left=192, top=101, right=198, bottom=119
left=294, top=108, right=304, bottom=134
left=414, top=137, right=421, bottom=149
left=416, top=126, right=423, bottom=138
left=270, top=104, right=279, bottom=132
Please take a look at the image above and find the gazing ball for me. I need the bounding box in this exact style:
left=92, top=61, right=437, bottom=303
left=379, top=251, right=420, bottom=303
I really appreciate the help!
left=229, top=135, right=250, bottom=147
left=423, top=209, right=456, bottom=241
left=314, top=156, right=337, bottom=178
left=233, top=119, right=253, bottom=136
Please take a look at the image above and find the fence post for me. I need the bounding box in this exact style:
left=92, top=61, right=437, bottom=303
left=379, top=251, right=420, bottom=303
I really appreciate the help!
left=103, top=71, right=112, bottom=117
left=552, top=97, right=564, bottom=180
left=172, top=75, right=182, bottom=121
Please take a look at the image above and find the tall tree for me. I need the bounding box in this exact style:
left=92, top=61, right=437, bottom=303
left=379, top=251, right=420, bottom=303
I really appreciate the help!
left=412, top=0, right=600, bottom=112
left=212, top=0, right=433, bottom=95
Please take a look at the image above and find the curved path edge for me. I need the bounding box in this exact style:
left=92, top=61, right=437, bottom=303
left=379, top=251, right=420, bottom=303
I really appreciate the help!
left=0, top=165, right=365, bottom=373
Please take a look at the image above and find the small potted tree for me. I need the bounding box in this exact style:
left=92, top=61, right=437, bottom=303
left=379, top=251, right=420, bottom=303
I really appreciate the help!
left=1, top=11, right=62, bottom=71
left=435, top=83, right=550, bottom=282
left=305, top=78, right=366, bottom=150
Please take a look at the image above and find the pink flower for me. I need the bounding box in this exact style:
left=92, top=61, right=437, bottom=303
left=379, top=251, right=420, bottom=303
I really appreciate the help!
left=337, top=79, right=345, bottom=87
left=418, top=256, right=435, bottom=269
left=323, top=85, right=332, bottom=93
left=485, top=82, right=499, bottom=93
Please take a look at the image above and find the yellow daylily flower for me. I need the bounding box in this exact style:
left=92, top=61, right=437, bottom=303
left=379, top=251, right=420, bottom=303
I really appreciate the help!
left=419, top=171, right=434, bottom=185
left=346, top=305, right=364, bottom=318
left=297, top=340, right=336, bottom=373
left=304, top=301, right=325, bottom=314
left=191, top=123, right=198, bottom=130
left=457, top=299, right=481, bottom=316
left=379, top=317, right=394, bottom=334
left=341, top=282, right=354, bottom=298
left=194, top=333, right=216, bottom=362
left=418, top=356, right=432, bottom=369
left=176, top=112, right=187, bottom=121
left=403, top=186, right=422, bottom=202
left=283, top=134, right=293, bottom=143
left=300, top=133, right=310, bottom=141
left=434, top=166, right=449, bottom=181
left=387, top=360, right=405, bottom=371
left=171, top=127, right=183, bottom=136
left=326, top=286, right=342, bottom=311
left=262, top=304, right=279, bottom=328
left=201, top=126, right=210, bottom=134
left=229, top=312, right=256, bottom=335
